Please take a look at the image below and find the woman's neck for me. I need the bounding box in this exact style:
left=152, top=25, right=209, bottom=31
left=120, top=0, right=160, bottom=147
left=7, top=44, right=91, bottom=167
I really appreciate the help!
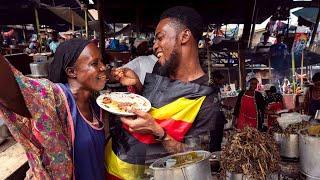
left=68, top=81, right=92, bottom=104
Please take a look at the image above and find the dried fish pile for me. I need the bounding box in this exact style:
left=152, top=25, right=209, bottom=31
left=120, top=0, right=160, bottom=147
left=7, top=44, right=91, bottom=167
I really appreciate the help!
left=284, top=121, right=310, bottom=135
left=268, top=121, right=310, bottom=135
left=221, top=127, right=280, bottom=180
left=268, top=122, right=283, bottom=134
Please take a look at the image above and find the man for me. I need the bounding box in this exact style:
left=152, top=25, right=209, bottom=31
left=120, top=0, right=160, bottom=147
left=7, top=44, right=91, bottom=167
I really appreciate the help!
left=123, top=39, right=158, bottom=84
left=107, top=6, right=224, bottom=179
left=256, top=32, right=272, bottom=53
left=270, top=34, right=289, bottom=82
left=49, top=31, right=60, bottom=53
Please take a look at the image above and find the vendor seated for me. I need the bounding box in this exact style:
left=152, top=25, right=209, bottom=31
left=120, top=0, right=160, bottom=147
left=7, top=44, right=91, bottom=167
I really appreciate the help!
left=303, top=72, right=320, bottom=117
left=265, top=86, right=284, bottom=127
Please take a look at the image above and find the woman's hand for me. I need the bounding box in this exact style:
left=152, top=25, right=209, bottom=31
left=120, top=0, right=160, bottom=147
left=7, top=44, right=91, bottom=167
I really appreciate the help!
left=111, top=68, right=143, bottom=92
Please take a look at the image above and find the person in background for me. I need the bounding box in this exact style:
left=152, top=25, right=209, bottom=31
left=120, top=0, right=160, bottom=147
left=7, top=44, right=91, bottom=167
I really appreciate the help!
left=122, top=39, right=158, bottom=84
left=270, top=34, right=289, bottom=82
left=0, top=39, right=117, bottom=179
left=234, top=77, right=266, bottom=131
left=282, top=78, right=292, bottom=94
left=265, top=86, right=284, bottom=127
left=304, top=72, right=320, bottom=117
left=211, top=70, right=225, bottom=94
left=256, top=31, right=272, bottom=51
left=49, top=31, right=60, bottom=53
left=209, top=70, right=226, bottom=152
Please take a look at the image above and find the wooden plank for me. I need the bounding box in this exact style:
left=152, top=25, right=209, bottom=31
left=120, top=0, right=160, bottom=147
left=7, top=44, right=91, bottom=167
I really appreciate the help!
left=0, top=143, right=27, bottom=180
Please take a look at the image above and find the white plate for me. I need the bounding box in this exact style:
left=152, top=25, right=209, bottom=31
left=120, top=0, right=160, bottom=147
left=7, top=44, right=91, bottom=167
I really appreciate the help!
left=96, top=92, right=151, bottom=116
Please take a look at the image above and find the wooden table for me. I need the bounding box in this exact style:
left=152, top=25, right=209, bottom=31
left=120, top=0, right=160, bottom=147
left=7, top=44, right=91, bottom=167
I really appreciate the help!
left=0, top=141, right=27, bottom=179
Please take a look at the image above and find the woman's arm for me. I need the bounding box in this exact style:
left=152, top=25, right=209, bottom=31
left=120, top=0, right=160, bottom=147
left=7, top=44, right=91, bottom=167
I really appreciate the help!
left=0, top=55, right=31, bottom=118
left=303, top=87, right=311, bottom=114
left=233, top=90, right=244, bottom=117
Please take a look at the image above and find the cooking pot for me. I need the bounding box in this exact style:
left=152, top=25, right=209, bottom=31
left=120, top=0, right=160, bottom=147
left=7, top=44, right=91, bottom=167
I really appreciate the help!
left=29, top=61, right=48, bottom=77
left=273, top=132, right=299, bottom=158
left=226, top=171, right=278, bottom=180
left=299, top=129, right=320, bottom=179
left=150, top=151, right=212, bottom=180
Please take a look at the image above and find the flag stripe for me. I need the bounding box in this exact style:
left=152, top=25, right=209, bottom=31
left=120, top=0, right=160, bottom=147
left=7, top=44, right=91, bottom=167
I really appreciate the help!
left=105, top=140, right=145, bottom=180
left=150, top=97, right=206, bottom=123
left=123, top=119, right=193, bottom=144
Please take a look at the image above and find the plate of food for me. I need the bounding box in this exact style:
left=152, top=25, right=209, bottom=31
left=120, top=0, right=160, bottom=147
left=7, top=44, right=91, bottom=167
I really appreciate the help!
left=96, top=92, right=151, bottom=116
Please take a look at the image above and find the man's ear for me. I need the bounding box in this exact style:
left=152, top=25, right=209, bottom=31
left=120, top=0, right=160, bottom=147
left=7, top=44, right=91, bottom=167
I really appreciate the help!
left=180, top=29, right=192, bottom=44
left=65, top=67, right=77, bottom=78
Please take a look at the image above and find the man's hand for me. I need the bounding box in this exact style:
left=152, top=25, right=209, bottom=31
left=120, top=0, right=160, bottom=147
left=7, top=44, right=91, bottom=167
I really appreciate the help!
left=111, top=68, right=143, bottom=92
left=120, top=109, right=164, bottom=137
left=111, top=68, right=139, bottom=86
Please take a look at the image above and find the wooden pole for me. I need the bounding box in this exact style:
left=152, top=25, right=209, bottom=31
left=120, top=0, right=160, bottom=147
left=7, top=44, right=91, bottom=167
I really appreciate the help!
left=291, top=48, right=296, bottom=92
left=207, top=28, right=211, bottom=84
left=34, top=7, right=41, bottom=53
left=248, top=0, right=258, bottom=49
left=238, top=0, right=255, bottom=90
left=22, top=25, right=26, bottom=43
left=97, top=0, right=106, bottom=63
left=84, top=7, right=88, bottom=39
left=301, top=51, right=304, bottom=87
left=70, top=8, right=75, bottom=31
left=309, top=8, right=320, bottom=48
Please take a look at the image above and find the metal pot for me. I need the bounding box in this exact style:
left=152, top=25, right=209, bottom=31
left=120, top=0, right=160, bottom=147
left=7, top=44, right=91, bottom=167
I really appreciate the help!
left=226, top=171, right=278, bottom=180
left=273, top=132, right=282, bottom=144
left=29, top=61, right=48, bottom=77
left=299, top=130, right=320, bottom=179
left=0, top=120, right=10, bottom=144
left=273, top=132, right=299, bottom=158
left=150, top=151, right=212, bottom=180
left=281, top=133, right=299, bottom=158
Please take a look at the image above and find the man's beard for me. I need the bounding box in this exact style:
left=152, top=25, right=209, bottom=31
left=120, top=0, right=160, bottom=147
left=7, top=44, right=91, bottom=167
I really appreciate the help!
left=158, top=49, right=179, bottom=77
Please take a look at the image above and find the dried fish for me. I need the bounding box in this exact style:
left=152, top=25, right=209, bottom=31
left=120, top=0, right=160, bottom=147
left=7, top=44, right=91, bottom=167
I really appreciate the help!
left=268, top=121, right=310, bottom=135
left=221, top=127, right=280, bottom=180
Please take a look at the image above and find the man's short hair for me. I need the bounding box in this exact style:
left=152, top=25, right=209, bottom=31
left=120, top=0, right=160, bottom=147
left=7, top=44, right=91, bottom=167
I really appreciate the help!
left=312, top=72, right=320, bottom=82
left=160, top=6, right=203, bottom=42
left=212, top=70, right=224, bottom=80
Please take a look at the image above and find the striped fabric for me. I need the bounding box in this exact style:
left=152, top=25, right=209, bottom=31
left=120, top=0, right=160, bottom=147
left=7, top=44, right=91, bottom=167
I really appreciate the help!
left=105, top=96, right=206, bottom=179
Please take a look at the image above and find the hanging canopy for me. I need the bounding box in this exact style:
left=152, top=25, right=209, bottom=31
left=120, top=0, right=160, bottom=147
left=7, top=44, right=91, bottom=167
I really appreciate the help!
left=292, top=8, right=319, bottom=24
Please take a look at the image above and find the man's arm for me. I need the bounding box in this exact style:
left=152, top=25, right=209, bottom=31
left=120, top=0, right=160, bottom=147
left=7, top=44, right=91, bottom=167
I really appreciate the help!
left=0, top=55, right=31, bottom=118
left=120, top=109, right=188, bottom=154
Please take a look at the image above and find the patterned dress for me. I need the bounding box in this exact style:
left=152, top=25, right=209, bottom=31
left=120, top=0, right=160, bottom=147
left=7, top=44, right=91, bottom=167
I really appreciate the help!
left=0, top=65, right=73, bottom=179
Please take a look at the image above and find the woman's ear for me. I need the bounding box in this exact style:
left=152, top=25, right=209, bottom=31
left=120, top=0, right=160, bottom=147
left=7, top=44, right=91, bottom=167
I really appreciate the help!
left=65, top=67, right=77, bottom=78
left=181, top=29, right=192, bottom=44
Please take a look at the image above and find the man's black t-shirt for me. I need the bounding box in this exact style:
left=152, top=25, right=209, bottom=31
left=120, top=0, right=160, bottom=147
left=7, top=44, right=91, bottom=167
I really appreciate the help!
left=186, top=75, right=219, bottom=136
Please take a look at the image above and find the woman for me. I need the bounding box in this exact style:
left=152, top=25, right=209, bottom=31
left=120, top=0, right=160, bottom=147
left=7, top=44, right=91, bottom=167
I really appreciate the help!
left=0, top=39, right=109, bottom=179
left=304, top=72, right=320, bottom=117
left=265, top=86, right=284, bottom=127
left=234, top=78, right=265, bottom=131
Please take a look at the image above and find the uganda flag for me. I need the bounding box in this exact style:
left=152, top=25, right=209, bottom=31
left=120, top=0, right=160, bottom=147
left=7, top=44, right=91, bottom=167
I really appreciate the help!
left=105, top=74, right=213, bottom=180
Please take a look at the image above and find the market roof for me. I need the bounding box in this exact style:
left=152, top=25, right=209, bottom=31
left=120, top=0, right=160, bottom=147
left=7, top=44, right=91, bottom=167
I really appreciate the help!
left=0, top=0, right=85, bottom=31
left=292, top=7, right=319, bottom=24
left=99, top=0, right=320, bottom=26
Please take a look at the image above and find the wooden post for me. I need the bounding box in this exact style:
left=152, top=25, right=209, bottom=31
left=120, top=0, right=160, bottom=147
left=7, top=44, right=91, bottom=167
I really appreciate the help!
left=291, top=48, right=296, bottom=92
left=206, top=28, right=211, bottom=84
left=239, top=0, right=255, bottom=90
left=34, top=7, right=41, bottom=53
left=248, top=0, right=258, bottom=49
left=84, top=7, right=88, bottom=39
left=22, top=25, right=26, bottom=43
left=301, top=51, right=304, bottom=87
left=97, top=0, right=106, bottom=63
left=309, top=8, right=320, bottom=48
left=70, top=7, right=75, bottom=31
